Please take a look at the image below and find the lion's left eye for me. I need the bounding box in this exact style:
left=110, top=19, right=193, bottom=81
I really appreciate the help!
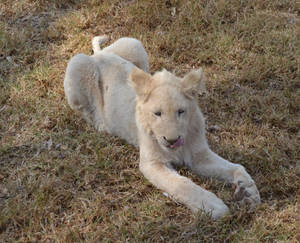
left=178, top=109, right=185, bottom=115
left=154, top=111, right=162, bottom=117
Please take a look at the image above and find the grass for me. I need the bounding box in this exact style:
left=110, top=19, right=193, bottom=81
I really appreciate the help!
left=0, top=0, right=299, bottom=242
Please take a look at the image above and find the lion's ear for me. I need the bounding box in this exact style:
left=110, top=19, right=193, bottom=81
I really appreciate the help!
left=129, top=66, right=152, bottom=99
left=181, top=68, right=206, bottom=98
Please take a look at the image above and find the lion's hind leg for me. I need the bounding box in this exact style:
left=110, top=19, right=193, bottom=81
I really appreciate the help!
left=92, top=35, right=109, bottom=53
left=64, top=53, right=104, bottom=131
left=101, top=37, right=149, bottom=72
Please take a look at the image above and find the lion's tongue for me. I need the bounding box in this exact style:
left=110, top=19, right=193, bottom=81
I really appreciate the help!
left=169, top=138, right=184, bottom=149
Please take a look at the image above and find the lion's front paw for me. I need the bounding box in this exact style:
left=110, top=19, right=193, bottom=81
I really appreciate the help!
left=192, top=191, right=229, bottom=220
left=234, top=180, right=261, bottom=208
left=209, top=200, right=229, bottom=220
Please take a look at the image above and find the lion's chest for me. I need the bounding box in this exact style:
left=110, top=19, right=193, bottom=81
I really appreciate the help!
left=163, top=147, right=193, bottom=168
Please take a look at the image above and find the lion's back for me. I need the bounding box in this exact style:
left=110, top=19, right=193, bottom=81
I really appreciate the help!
left=92, top=53, right=139, bottom=146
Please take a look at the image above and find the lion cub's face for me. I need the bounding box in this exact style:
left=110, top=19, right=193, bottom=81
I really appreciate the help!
left=130, top=67, right=205, bottom=151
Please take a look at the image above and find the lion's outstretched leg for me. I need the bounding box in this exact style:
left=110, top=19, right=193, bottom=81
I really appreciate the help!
left=64, top=53, right=105, bottom=131
left=139, top=161, right=229, bottom=220
left=190, top=149, right=261, bottom=208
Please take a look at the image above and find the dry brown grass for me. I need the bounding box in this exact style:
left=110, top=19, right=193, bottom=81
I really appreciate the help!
left=0, top=0, right=299, bottom=242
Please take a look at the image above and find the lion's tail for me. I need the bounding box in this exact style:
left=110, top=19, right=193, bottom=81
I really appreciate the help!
left=92, top=35, right=109, bottom=53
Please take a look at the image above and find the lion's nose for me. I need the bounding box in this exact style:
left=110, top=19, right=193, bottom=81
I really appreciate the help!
left=163, top=136, right=181, bottom=145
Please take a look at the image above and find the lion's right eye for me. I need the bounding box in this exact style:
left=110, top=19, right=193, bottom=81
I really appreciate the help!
left=154, top=111, right=161, bottom=117
left=178, top=109, right=185, bottom=116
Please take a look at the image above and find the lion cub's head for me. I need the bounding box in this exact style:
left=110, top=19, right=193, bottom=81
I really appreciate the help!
left=130, top=67, right=206, bottom=151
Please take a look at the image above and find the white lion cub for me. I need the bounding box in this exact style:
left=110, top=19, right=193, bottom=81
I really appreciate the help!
left=64, top=36, right=261, bottom=219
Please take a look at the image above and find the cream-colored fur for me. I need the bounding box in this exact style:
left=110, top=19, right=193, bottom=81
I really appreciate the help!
left=64, top=36, right=261, bottom=220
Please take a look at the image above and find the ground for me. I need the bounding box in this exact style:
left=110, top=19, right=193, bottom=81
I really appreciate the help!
left=0, top=0, right=299, bottom=242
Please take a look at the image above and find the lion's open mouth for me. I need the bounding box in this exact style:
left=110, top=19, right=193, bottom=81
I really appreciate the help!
left=168, top=138, right=184, bottom=149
